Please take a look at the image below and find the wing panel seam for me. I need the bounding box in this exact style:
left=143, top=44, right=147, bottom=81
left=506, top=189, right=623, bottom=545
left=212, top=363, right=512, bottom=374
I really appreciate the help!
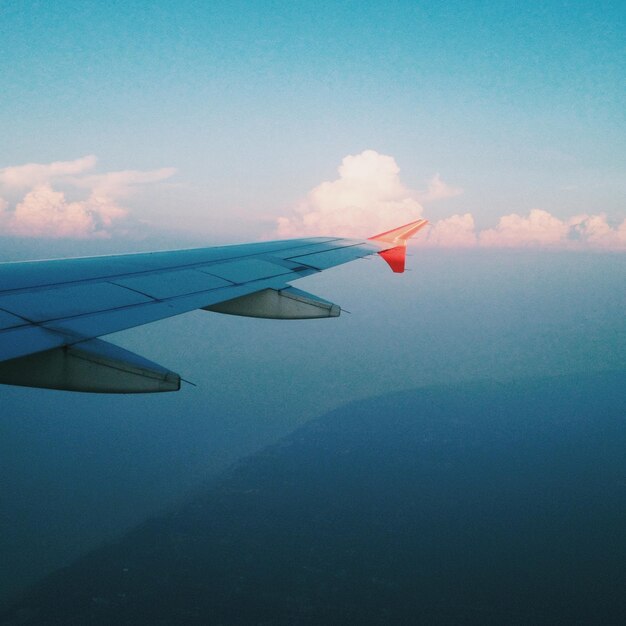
left=0, top=239, right=345, bottom=295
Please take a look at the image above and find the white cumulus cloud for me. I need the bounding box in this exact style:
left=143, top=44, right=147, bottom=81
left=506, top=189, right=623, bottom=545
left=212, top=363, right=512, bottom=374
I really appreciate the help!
left=277, top=150, right=425, bottom=238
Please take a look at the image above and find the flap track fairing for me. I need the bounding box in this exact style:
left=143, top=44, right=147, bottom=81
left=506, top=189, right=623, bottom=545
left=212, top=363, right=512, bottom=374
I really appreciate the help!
left=0, top=338, right=180, bottom=393
left=204, top=287, right=340, bottom=319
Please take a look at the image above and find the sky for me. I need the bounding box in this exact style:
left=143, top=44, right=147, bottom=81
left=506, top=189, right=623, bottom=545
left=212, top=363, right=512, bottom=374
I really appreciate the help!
left=0, top=0, right=625, bottom=606
left=0, top=0, right=624, bottom=245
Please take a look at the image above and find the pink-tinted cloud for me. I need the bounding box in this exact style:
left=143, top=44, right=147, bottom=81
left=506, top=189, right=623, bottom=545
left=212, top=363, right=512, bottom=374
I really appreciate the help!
left=569, top=213, right=626, bottom=248
left=476, top=210, right=626, bottom=250
left=276, top=151, right=624, bottom=250
left=419, top=210, right=626, bottom=250
left=0, top=156, right=176, bottom=239
left=419, top=213, right=477, bottom=247
left=479, top=209, right=570, bottom=247
left=419, top=173, right=463, bottom=203
left=0, top=185, right=126, bottom=239
left=277, top=150, right=424, bottom=238
left=75, top=167, right=177, bottom=198
left=0, top=155, right=97, bottom=189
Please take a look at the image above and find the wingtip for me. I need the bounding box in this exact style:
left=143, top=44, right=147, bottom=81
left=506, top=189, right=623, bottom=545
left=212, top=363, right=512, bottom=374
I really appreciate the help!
left=368, top=218, right=429, bottom=246
left=378, top=246, right=407, bottom=273
left=368, top=218, right=428, bottom=273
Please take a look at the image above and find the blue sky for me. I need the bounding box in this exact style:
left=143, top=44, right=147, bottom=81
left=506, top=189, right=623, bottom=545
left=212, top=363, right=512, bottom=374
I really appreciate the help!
left=1, top=0, right=624, bottom=243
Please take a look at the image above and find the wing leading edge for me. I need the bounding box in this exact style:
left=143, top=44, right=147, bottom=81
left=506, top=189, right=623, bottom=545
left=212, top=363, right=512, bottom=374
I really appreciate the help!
left=0, top=219, right=427, bottom=393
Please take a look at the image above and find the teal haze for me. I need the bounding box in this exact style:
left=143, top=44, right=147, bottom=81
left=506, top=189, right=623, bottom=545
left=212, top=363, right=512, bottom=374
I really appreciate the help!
left=0, top=247, right=624, bottom=604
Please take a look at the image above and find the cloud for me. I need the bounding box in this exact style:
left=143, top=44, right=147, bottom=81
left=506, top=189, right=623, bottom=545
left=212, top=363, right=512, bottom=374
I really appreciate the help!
left=0, top=155, right=97, bottom=189
left=419, top=173, right=463, bottom=203
left=276, top=151, right=624, bottom=251
left=420, top=213, right=477, bottom=247
left=0, top=185, right=126, bottom=239
left=479, top=209, right=571, bottom=247
left=75, top=167, right=178, bottom=198
left=0, top=156, right=176, bottom=239
left=569, top=213, right=626, bottom=248
left=417, top=210, right=626, bottom=250
left=277, top=150, right=424, bottom=238
left=477, top=210, right=626, bottom=249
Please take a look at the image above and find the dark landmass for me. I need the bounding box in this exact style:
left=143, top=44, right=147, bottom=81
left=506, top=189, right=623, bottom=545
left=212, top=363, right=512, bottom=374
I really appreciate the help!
left=3, top=372, right=625, bottom=625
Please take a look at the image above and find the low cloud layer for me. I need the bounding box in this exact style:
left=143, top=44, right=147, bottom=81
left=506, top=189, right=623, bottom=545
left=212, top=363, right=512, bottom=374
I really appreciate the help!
left=277, top=150, right=625, bottom=250
left=0, top=156, right=175, bottom=239
left=425, top=213, right=477, bottom=247
left=418, top=210, right=626, bottom=250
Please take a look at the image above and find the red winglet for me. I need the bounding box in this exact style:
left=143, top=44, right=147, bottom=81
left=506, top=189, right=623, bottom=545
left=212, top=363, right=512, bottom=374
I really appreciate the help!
left=378, top=246, right=407, bottom=273
left=368, top=218, right=428, bottom=273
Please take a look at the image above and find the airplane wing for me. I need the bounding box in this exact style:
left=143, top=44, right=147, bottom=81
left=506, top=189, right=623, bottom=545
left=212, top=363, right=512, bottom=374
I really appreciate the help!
left=0, top=219, right=427, bottom=393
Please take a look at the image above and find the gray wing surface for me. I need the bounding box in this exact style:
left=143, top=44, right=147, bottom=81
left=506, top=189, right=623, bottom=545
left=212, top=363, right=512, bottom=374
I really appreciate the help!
left=0, top=236, right=378, bottom=393
left=0, top=218, right=427, bottom=393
